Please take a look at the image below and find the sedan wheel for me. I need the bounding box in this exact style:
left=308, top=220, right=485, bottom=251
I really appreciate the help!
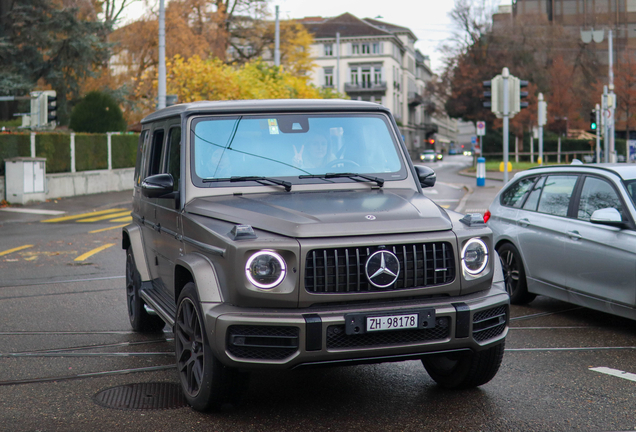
left=497, top=243, right=536, bottom=305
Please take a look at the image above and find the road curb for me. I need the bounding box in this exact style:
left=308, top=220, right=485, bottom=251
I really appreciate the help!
left=454, top=184, right=473, bottom=213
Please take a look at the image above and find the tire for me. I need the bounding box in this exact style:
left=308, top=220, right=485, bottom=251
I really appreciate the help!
left=175, top=282, right=249, bottom=411
left=497, top=243, right=536, bottom=305
left=125, top=248, right=165, bottom=332
left=422, top=342, right=505, bottom=389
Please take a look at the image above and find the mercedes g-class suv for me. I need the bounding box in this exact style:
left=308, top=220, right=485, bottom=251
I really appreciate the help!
left=123, top=99, right=509, bottom=411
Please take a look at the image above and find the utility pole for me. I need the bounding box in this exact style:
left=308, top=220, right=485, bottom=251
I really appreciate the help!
left=538, top=93, right=546, bottom=165
left=608, top=29, right=616, bottom=162
left=603, top=86, right=609, bottom=163
left=274, top=5, right=280, bottom=67
left=502, top=68, right=510, bottom=184
left=158, top=0, right=166, bottom=110
left=336, top=32, right=340, bottom=93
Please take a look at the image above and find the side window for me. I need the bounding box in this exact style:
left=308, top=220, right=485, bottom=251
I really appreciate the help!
left=134, top=130, right=148, bottom=186
left=147, top=129, right=165, bottom=176
left=577, top=177, right=623, bottom=221
left=166, top=127, right=181, bottom=191
left=523, top=176, right=546, bottom=211
left=500, top=176, right=537, bottom=208
left=537, top=175, right=578, bottom=217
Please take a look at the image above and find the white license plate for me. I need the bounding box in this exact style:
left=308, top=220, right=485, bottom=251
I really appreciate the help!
left=366, top=313, right=418, bottom=332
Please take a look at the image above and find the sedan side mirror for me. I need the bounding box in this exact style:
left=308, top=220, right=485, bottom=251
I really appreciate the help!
left=142, top=173, right=174, bottom=198
left=414, top=165, right=436, bottom=188
left=590, top=207, right=625, bottom=228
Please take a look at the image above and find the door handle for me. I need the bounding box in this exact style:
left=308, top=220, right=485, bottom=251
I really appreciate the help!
left=567, top=230, right=582, bottom=240
left=517, top=218, right=530, bottom=227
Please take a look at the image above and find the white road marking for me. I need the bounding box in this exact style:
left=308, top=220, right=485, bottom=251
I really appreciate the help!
left=423, top=189, right=439, bottom=194
left=0, top=208, right=65, bottom=215
left=590, top=367, right=636, bottom=382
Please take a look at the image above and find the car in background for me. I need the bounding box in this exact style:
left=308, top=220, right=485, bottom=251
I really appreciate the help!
left=435, top=151, right=444, bottom=161
left=419, top=149, right=437, bottom=162
left=486, top=164, right=636, bottom=321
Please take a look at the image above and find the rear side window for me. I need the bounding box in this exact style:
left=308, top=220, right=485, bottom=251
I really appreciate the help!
left=523, top=176, right=546, bottom=211
left=500, top=176, right=537, bottom=208
left=537, top=175, right=578, bottom=217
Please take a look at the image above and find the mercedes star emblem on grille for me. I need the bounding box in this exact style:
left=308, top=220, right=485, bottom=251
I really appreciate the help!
left=365, top=250, right=400, bottom=288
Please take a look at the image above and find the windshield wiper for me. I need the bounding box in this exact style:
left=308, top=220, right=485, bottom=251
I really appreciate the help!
left=226, top=176, right=293, bottom=192
left=299, top=173, right=384, bottom=187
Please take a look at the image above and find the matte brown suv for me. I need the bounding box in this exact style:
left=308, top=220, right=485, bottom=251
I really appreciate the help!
left=122, top=99, right=509, bottom=411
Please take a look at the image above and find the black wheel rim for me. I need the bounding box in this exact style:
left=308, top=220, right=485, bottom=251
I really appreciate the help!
left=500, top=249, right=520, bottom=296
left=126, top=253, right=137, bottom=320
left=176, top=298, right=205, bottom=397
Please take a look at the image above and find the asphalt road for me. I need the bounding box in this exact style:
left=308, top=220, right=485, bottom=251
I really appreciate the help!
left=1, top=161, right=636, bottom=431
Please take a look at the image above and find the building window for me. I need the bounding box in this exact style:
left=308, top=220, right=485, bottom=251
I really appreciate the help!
left=350, top=67, right=359, bottom=84
left=352, top=44, right=360, bottom=54
left=374, top=67, right=382, bottom=84
left=324, top=44, right=333, bottom=56
left=373, top=43, right=381, bottom=54
left=361, top=67, right=371, bottom=88
left=361, top=43, right=370, bottom=54
left=324, top=68, right=334, bottom=87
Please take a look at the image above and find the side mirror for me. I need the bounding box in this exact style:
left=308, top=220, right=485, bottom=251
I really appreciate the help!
left=414, top=165, right=436, bottom=188
left=142, top=173, right=174, bottom=198
left=590, top=207, right=624, bottom=228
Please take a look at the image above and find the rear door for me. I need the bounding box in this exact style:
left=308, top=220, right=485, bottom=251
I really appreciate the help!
left=565, top=175, right=636, bottom=306
left=515, top=174, right=579, bottom=292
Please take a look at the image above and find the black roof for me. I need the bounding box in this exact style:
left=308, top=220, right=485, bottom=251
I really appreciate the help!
left=141, top=99, right=390, bottom=124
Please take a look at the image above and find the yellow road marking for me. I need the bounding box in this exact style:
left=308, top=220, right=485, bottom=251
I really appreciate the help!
left=42, top=208, right=126, bottom=223
left=109, top=216, right=133, bottom=223
left=74, top=243, right=115, bottom=262
left=89, top=223, right=129, bottom=234
left=441, top=205, right=450, bottom=208
left=24, top=256, right=38, bottom=261
left=0, top=245, right=33, bottom=257
left=76, top=211, right=131, bottom=223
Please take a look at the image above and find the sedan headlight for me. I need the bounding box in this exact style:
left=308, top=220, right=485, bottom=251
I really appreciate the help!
left=246, top=251, right=286, bottom=289
left=461, top=238, right=488, bottom=275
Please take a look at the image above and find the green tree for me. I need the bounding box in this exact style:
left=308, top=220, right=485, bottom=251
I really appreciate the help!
left=69, top=91, right=127, bottom=132
left=0, top=0, right=109, bottom=124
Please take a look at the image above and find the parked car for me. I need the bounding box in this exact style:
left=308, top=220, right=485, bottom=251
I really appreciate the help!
left=123, top=99, right=509, bottom=411
left=419, top=149, right=437, bottom=162
left=486, top=163, right=636, bottom=320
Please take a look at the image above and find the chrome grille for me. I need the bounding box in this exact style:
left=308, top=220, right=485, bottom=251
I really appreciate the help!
left=305, top=242, right=455, bottom=293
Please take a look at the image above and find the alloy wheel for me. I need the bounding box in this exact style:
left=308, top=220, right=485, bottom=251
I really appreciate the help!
left=500, top=249, right=519, bottom=296
left=176, top=298, right=205, bottom=397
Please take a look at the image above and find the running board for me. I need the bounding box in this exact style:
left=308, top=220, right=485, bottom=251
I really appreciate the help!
left=140, top=282, right=176, bottom=327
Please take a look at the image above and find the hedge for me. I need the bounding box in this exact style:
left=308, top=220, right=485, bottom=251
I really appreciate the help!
left=0, top=132, right=139, bottom=175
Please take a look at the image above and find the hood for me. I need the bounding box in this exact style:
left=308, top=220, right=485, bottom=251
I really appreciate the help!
left=185, top=189, right=452, bottom=238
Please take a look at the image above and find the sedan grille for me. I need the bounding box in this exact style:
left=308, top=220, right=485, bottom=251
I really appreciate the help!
left=305, top=242, right=455, bottom=293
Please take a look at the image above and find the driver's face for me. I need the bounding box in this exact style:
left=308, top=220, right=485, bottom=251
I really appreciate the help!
left=308, top=136, right=328, bottom=159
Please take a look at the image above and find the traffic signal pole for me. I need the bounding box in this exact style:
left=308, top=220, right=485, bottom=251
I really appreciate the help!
left=502, top=68, right=510, bottom=184
left=595, top=104, right=601, bottom=163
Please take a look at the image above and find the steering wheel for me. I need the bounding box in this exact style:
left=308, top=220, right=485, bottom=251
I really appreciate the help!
left=325, top=159, right=361, bottom=171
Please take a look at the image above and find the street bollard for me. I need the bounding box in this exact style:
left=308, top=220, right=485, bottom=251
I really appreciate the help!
left=476, top=157, right=486, bottom=187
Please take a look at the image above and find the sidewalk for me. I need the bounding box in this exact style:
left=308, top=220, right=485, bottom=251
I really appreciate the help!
left=453, top=169, right=514, bottom=215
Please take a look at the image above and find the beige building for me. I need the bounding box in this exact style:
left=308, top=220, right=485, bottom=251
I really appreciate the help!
left=301, top=13, right=455, bottom=158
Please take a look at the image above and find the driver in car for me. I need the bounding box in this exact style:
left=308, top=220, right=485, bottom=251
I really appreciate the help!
left=292, top=135, right=335, bottom=170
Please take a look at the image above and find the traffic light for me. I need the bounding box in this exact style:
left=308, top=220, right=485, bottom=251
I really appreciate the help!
left=46, top=94, right=57, bottom=124
left=509, top=77, right=528, bottom=116
left=590, top=110, right=597, bottom=130
left=519, top=80, right=529, bottom=109
left=483, top=80, right=492, bottom=109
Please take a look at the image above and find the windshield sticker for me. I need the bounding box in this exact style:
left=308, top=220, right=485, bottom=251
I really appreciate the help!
left=268, top=119, right=279, bottom=135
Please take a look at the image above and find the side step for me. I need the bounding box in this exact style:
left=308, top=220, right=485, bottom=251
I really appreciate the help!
left=140, top=282, right=177, bottom=327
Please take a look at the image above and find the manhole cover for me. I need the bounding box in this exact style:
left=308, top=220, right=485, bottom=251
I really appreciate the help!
left=94, top=382, right=187, bottom=410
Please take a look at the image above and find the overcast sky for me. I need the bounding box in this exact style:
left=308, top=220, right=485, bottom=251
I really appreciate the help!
left=125, top=0, right=511, bottom=74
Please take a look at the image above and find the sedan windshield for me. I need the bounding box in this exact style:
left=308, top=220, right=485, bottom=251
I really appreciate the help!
left=191, top=113, right=405, bottom=186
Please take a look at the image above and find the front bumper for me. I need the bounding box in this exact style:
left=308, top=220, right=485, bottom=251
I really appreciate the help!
left=203, top=282, right=509, bottom=370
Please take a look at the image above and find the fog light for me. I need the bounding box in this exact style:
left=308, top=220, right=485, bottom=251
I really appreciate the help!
left=246, top=251, right=286, bottom=289
left=461, top=238, right=488, bottom=275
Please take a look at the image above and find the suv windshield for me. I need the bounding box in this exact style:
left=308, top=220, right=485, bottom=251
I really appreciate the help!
left=191, top=113, right=405, bottom=186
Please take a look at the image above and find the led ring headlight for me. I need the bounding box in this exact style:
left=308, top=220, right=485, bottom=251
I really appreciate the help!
left=461, top=238, right=488, bottom=275
left=246, top=251, right=286, bottom=289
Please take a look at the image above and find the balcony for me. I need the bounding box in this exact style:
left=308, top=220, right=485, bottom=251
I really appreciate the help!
left=344, top=81, right=387, bottom=94
left=408, top=92, right=424, bottom=107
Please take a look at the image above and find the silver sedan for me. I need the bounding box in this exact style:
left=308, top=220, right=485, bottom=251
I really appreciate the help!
left=485, top=163, right=636, bottom=320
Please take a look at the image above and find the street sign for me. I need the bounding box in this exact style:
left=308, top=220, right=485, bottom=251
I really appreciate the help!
left=471, top=136, right=477, bottom=146
left=476, top=121, right=486, bottom=136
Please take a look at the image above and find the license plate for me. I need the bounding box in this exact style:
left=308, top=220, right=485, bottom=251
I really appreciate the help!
left=344, top=308, right=435, bottom=335
left=367, top=314, right=418, bottom=332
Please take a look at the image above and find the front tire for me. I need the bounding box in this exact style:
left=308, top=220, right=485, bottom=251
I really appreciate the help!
left=422, top=342, right=505, bottom=389
left=125, top=248, right=165, bottom=332
left=497, top=243, right=536, bottom=305
left=175, top=282, right=249, bottom=411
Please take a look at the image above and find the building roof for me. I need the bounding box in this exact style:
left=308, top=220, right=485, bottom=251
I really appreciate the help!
left=362, top=18, right=416, bottom=40
left=303, top=13, right=394, bottom=39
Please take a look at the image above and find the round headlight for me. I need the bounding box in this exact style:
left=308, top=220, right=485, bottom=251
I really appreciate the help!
left=461, top=238, right=488, bottom=275
left=246, top=251, right=286, bottom=289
